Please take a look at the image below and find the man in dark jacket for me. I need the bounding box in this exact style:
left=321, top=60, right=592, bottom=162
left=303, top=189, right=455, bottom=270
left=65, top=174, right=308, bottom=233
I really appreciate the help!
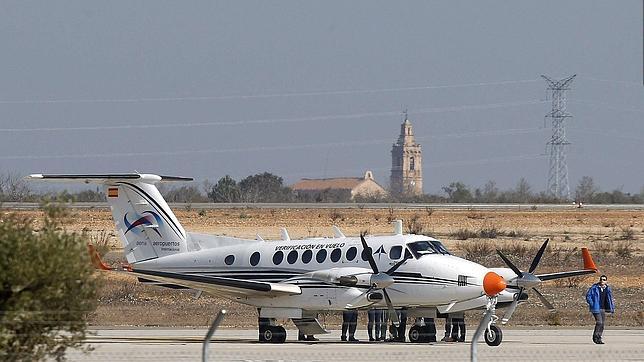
left=585, top=274, right=615, bottom=344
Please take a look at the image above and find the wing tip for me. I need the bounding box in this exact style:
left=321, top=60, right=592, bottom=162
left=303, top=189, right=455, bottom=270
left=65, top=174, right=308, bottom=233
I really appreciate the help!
left=581, top=247, right=598, bottom=271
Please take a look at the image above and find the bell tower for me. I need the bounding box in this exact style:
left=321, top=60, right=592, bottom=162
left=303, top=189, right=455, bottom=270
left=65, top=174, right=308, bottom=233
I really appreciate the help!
left=390, top=112, right=422, bottom=195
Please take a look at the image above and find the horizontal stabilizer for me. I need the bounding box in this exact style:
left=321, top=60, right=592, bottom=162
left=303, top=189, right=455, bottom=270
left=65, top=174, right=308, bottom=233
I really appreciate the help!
left=27, top=173, right=192, bottom=184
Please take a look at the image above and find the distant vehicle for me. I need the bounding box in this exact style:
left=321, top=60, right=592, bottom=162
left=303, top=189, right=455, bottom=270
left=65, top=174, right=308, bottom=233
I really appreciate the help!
left=29, top=173, right=598, bottom=345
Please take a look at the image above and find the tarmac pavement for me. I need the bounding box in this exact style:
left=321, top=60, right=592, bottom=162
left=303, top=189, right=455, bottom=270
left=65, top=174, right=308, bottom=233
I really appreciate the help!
left=63, top=328, right=644, bottom=361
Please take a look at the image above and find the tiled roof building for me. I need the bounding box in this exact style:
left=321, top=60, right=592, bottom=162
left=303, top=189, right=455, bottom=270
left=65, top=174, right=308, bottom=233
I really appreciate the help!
left=292, top=171, right=387, bottom=201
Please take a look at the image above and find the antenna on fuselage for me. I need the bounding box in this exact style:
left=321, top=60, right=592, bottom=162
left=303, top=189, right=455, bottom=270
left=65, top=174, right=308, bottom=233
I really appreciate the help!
left=256, top=234, right=265, bottom=242
left=332, top=225, right=345, bottom=238
left=392, top=220, right=403, bottom=235
left=280, top=228, right=290, bottom=241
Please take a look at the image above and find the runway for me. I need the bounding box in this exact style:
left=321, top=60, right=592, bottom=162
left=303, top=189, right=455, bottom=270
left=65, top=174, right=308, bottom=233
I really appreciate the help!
left=66, top=328, right=644, bottom=361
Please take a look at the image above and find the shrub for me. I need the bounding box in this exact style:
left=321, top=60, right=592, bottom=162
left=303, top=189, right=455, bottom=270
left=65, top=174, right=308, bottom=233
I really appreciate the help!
left=479, top=226, right=500, bottom=239
left=615, top=241, right=635, bottom=258
left=498, top=242, right=530, bottom=258
left=619, top=227, right=636, bottom=240
left=386, top=207, right=396, bottom=223
left=89, top=229, right=112, bottom=258
left=451, top=228, right=478, bottom=240
left=546, top=311, right=562, bottom=326
left=0, top=206, right=99, bottom=361
left=506, top=229, right=528, bottom=238
left=329, top=210, right=342, bottom=223
left=406, top=214, right=424, bottom=234
left=458, top=240, right=493, bottom=260
left=594, top=241, right=613, bottom=258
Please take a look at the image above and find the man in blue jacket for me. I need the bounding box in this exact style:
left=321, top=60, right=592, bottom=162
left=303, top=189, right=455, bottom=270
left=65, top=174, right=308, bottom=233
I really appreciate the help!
left=585, top=274, right=615, bottom=344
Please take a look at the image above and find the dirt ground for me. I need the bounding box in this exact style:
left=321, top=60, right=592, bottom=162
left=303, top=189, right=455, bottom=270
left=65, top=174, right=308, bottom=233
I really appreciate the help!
left=10, top=207, right=644, bottom=329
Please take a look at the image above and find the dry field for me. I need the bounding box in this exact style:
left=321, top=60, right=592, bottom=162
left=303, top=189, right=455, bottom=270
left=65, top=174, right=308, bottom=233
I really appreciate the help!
left=10, top=207, right=644, bottom=329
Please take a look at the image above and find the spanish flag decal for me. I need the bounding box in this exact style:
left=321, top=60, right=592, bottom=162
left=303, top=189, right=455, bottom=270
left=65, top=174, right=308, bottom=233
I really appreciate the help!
left=108, top=187, right=119, bottom=198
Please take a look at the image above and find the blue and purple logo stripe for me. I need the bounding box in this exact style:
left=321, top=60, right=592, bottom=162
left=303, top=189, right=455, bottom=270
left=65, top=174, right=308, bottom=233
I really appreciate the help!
left=124, top=211, right=163, bottom=237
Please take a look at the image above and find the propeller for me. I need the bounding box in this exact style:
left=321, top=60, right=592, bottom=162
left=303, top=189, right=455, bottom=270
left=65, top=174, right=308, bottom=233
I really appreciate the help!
left=358, top=233, right=411, bottom=327
left=496, top=238, right=556, bottom=324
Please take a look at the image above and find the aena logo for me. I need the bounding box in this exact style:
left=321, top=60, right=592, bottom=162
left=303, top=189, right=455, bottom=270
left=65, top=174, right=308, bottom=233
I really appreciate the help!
left=124, top=211, right=162, bottom=237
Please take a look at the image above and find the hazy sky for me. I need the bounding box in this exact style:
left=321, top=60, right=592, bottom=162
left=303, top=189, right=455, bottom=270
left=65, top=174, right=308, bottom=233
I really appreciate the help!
left=1, top=1, right=642, bottom=194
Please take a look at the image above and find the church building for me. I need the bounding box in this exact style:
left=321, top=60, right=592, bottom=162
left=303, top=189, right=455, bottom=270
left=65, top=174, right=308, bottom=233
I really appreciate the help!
left=390, top=113, right=423, bottom=195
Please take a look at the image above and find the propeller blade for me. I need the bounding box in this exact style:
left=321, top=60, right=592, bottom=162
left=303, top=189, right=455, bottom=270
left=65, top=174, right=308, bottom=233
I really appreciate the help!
left=501, top=288, right=522, bottom=325
left=496, top=250, right=523, bottom=278
left=528, top=238, right=549, bottom=274
left=382, top=289, right=400, bottom=327
left=360, top=234, right=379, bottom=274
left=531, top=287, right=555, bottom=311
left=385, top=255, right=411, bottom=275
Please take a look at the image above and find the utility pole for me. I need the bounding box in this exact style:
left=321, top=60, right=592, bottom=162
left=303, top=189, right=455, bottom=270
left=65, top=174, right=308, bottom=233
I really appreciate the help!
left=542, top=74, right=576, bottom=200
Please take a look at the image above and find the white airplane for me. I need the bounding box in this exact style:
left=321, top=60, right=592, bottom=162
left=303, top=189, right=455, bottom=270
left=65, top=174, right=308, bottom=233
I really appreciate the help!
left=29, top=173, right=598, bottom=345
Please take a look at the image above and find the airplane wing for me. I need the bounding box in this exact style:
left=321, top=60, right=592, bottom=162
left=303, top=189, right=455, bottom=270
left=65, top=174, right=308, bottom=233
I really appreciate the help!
left=535, top=269, right=597, bottom=281
left=536, top=247, right=598, bottom=281
left=87, top=244, right=301, bottom=297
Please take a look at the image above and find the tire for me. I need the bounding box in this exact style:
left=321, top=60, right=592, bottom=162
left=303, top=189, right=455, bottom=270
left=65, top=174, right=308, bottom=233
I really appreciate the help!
left=274, top=326, right=287, bottom=343
left=408, top=325, right=422, bottom=343
left=259, top=326, right=273, bottom=343
left=484, top=325, right=503, bottom=346
left=422, top=325, right=436, bottom=343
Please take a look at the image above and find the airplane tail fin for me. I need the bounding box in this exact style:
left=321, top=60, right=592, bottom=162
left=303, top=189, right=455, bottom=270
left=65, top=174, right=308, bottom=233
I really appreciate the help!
left=28, top=173, right=192, bottom=263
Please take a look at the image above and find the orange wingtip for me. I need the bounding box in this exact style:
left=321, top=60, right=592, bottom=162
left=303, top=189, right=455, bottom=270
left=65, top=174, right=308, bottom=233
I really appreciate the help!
left=87, top=243, right=111, bottom=270
left=581, top=247, right=598, bottom=271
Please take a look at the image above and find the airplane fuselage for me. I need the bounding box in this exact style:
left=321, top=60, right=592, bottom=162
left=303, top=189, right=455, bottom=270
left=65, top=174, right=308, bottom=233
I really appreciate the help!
left=136, top=234, right=491, bottom=312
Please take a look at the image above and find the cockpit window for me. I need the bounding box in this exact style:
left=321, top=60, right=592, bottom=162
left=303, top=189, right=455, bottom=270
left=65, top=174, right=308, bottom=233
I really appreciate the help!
left=407, top=240, right=450, bottom=258
left=430, top=240, right=451, bottom=255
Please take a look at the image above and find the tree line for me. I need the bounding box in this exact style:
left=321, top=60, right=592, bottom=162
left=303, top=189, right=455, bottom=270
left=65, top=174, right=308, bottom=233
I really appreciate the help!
left=1, top=171, right=642, bottom=204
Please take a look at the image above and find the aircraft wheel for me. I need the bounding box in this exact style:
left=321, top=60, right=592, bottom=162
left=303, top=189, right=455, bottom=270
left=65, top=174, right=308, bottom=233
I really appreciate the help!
left=408, top=325, right=423, bottom=343
left=484, top=325, right=502, bottom=346
left=274, top=326, right=287, bottom=343
left=422, top=325, right=436, bottom=343
left=259, top=326, right=273, bottom=343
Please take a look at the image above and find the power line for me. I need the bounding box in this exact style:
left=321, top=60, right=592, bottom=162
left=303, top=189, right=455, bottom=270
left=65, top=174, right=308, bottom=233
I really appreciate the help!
left=0, top=79, right=540, bottom=105
left=578, top=76, right=642, bottom=87
left=0, top=99, right=547, bottom=133
left=0, top=128, right=546, bottom=161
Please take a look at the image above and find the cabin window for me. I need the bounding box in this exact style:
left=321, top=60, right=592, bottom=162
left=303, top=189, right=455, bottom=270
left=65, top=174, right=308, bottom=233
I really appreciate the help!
left=273, top=251, right=284, bottom=265
left=330, top=248, right=341, bottom=262
left=361, top=248, right=370, bottom=261
left=389, top=245, right=402, bottom=260
left=316, top=249, right=327, bottom=263
left=346, top=246, right=357, bottom=261
left=225, top=255, right=235, bottom=265
left=287, top=250, right=298, bottom=264
left=250, top=252, right=260, bottom=266
left=302, top=250, right=313, bottom=264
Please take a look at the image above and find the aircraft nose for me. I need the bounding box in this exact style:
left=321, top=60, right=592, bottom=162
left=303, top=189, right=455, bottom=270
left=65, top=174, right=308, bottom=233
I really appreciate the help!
left=483, top=271, right=506, bottom=296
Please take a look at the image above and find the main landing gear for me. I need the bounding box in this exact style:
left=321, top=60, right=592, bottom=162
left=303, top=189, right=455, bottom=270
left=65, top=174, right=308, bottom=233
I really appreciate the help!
left=408, top=318, right=437, bottom=343
left=258, top=317, right=287, bottom=343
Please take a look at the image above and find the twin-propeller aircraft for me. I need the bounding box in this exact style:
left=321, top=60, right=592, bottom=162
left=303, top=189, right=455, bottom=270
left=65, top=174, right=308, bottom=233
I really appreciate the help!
left=29, top=173, right=598, bottom=345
